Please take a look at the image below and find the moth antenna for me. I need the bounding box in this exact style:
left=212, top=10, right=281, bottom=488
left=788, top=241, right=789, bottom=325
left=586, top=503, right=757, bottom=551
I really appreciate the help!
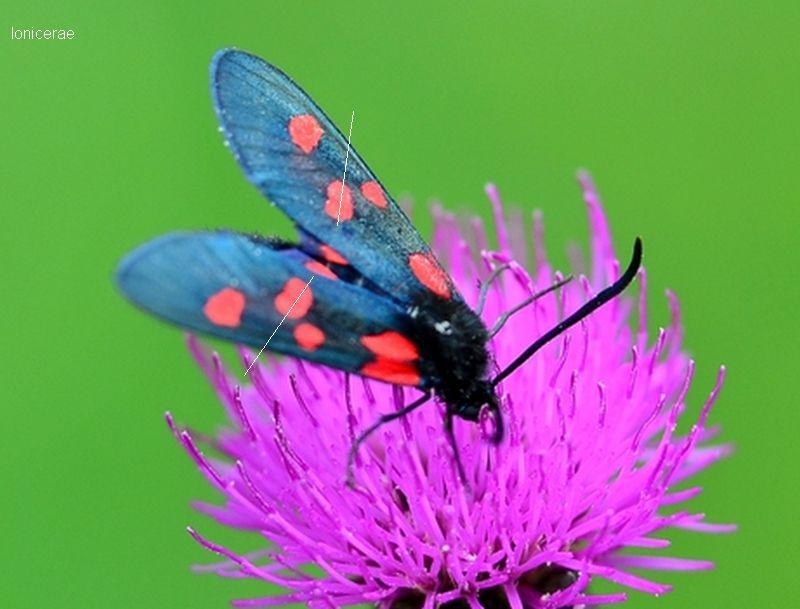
left=489, top=276, right=573, bottom=338
left=346, top=391, right=432, bottom=487
left=475, top=263, right=512, bottom=315
left=492, top=237, right=643, bottom=387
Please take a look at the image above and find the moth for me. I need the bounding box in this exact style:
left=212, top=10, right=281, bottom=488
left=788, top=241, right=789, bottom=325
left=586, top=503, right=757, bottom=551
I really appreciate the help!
left=116, top=49, right=642, bottom=478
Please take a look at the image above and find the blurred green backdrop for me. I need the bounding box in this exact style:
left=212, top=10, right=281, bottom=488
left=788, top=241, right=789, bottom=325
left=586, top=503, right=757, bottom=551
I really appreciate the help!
left=2, top=1, right=797, bottom=608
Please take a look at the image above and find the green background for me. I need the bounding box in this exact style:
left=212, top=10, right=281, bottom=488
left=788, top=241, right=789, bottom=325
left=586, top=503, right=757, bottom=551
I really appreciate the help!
left=2, top=2, right=797, bottom=608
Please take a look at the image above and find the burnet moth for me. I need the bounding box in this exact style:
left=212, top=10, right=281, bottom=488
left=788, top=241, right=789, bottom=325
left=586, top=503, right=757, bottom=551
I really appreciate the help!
left=116, top=49, right=642, bottom=480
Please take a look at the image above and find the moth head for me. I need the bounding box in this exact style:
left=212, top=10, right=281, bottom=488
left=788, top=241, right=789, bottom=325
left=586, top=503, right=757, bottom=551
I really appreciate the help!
left=452, top=381, right=504, bottom=443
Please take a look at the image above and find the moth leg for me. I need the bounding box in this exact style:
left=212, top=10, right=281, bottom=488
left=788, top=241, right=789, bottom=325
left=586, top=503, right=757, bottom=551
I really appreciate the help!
left=347, top=391, right=432, bottom=486
left=489, top=276, right=573, bottom=338
left=475, top=264, right=512, bottom=315
left=444, top=410, right=470, bottom=491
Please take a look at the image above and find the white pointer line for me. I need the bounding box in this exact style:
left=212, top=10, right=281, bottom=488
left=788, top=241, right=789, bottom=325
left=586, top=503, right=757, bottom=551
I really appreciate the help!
left=247, top=111, right=352, bottom=375
left=336, top=110, right=355, bottom=225
left=244, top=276, right=315, bottom=376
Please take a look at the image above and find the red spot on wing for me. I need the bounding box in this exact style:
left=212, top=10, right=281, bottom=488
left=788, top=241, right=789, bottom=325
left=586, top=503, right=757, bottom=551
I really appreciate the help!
left=324, top=181, right=353, bottom=221
left=288, top=114, right=323, bottom=154
left=409, top=253, right=452, bottom=299
left=360, top=181, right=388, bottom=209
left=320, top=245, right=348, bottom=265
left=304, top=260, right=337, bottom=280
left=361, top=359, right=421, bottom=386
left=274, top=278, right=313, bottom=319
left=203, top=287, right=246, bottom=327
left=361, top=331, right=419, bottom=361
left=294, top=323, right=325, bottom=351
left=360, top=331, right=421, bottom=385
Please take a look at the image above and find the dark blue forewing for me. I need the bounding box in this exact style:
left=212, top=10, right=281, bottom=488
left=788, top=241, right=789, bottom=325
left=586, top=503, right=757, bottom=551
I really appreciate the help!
left=116, top=231, right=422, bottom=379
left=211, top=49, right=461, bottom=305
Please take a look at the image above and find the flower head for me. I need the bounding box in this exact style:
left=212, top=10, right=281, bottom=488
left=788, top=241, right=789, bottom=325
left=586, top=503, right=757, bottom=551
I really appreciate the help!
left=170, top=174, right=732, bottom=608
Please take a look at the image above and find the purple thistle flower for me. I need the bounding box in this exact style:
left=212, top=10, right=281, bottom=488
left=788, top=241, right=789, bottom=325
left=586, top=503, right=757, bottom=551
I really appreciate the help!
left=169, top=174, right=733, bottom=609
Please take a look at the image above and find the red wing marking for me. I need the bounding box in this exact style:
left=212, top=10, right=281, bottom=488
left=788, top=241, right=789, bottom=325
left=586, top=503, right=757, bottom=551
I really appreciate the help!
left=324, top=181, right=353, bottom=221
left=360, top=331, right=421, bottom=385
left=294, top=322, right=325, bottom=351
left=319, top=245, right=348, bottom=265
left=361, top=358, right=421, bottom=386
left=361, top=331, right=419, bottom=361
left=274, top=277, right=313, bottom=319
left=288, top=114, right=323, bottom=154
left=304, top=260, right=337, bottom=280
left=408, top=253, right=452, bottom=299
left=203, top=287, right=246, bottom=327
left=360, top=181, right=388, bottom=209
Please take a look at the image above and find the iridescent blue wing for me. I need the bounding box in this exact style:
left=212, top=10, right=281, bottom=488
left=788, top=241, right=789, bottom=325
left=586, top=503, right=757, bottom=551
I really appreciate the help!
left=212, top=49, right=461, bottom=305
left=115, top=231, right=432, bottom=387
